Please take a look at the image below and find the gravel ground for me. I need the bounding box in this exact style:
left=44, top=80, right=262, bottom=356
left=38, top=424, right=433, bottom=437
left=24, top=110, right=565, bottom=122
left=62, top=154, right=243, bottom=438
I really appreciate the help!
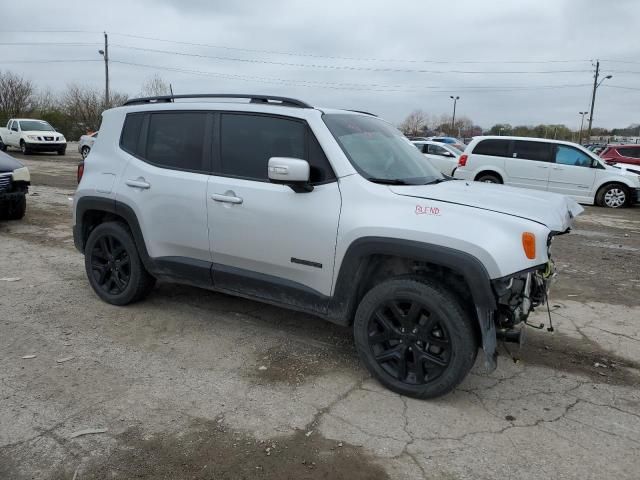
left=1, top=150, right=639, bottom=479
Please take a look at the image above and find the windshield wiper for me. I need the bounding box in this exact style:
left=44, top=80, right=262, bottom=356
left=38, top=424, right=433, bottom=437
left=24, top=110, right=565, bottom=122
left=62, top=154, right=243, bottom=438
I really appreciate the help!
left=367, top=178, right=416, bottom=185
left=423, top=177, right=452, bottom=185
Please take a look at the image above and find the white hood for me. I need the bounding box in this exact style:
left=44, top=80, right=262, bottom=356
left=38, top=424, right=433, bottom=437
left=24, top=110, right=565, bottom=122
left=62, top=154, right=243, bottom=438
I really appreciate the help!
left=390, top=180, right=583, bottom=232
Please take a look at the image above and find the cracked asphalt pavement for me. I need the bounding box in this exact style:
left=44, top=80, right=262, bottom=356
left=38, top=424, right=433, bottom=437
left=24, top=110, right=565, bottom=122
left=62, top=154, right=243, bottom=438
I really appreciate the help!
left=1, top=149, right=639, bottom=479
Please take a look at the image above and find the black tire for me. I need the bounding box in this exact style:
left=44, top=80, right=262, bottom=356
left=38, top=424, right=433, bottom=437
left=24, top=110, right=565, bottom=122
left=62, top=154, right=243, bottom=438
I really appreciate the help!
left=0, top=139, right=6, bottom=152
left=595, top=183, right=629, bottom=208
left=84, top=221, right=156, bottom=305
left=353, top=278, right=477, bottom=399
left=475, top=172, right=502, bottom=184
left=57, top=148, right=66, bottom=156
left=20, top=141, right=30, bottom=155
left=81, top=146, right=90, bottom=159
left=5, top=194, right=27, bottom=220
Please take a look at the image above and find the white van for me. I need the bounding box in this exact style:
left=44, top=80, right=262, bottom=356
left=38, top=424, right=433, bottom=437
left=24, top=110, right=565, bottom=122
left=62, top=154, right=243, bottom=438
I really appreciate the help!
left=454, top=136, right=640, bottom=208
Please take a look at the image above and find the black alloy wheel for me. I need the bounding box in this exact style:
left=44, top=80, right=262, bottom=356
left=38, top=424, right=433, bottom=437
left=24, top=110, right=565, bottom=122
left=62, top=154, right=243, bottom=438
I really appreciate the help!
left=354, top=278, right=477, bottom=399
left=90, top=234, right=131, bottom=295
left=368, top=299, right=451, bottom=385
left=84, top=221, right=155, bottom=305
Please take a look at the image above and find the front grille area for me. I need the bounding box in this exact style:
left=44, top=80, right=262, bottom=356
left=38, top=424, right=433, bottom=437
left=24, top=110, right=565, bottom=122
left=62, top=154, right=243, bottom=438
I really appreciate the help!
left=0, top=174, right=12, bottom=193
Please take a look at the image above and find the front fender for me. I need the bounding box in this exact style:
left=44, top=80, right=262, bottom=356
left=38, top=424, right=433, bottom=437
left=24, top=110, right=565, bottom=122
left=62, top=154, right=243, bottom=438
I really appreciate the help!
left=328, top=237, right=498, bottom=369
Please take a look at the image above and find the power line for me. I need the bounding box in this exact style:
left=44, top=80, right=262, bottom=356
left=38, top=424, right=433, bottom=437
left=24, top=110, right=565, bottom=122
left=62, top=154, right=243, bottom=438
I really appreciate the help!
left=0, top=59, right=101, bottom=64
left=110, top=44, right=592, bottom=74
left=0, top=42, right=100, bottom=46
left=112, top=59, right=592, bottom=93
left=110, top=32, right=592, bottom=65
left=605, top=85, right=640, bottom=91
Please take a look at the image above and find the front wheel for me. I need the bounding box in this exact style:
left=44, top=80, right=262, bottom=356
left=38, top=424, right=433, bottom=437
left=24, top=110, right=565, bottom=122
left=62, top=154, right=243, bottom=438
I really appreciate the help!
left=1, top=194, right=26, bottom=220
left=81, top=146, right=90, bottom=159
left=353, top=278, right=477, bottom=399
left=20, top=141, right=30, bottom=155
left=57, top=148, right=66, bottom=156
left=84, top=221, right=156, bottom=305
left=596, top=184, right=628, bottom=208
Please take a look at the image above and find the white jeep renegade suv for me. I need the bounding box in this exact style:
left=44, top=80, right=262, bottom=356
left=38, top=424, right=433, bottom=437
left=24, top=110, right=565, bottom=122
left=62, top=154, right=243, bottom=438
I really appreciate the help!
left=73, top=94, right=582, bottom=398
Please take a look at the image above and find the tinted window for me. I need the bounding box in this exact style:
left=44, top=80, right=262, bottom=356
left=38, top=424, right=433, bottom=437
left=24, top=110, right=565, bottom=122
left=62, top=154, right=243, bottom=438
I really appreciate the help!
left=618, top=147, right=640, bottom=158
left=145, top=112, right=206, bottom=171
left=120, top=113, right=144, bottom=155
left=428, top=144, right=448, bottom=155
left=512, top=140, right=552, bottom=162
left=554, top=145, right=593, bottom=167
left=220, top=114, right=305, bottom=180
left=472, top=139, right=510, bottom=157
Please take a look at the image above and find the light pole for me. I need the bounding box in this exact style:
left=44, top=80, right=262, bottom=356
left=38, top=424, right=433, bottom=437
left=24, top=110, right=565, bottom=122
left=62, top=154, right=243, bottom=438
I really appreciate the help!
left=98, top=32, right=109, bottom=106
left=450, top=96, right=459, bottom=134
left=578, top=111, right=588, bottom=144
left=586, top=60, right=612, bottom=140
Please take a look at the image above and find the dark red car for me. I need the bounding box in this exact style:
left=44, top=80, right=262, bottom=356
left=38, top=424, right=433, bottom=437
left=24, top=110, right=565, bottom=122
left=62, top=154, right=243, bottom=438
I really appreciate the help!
left=600, top=144, right=640, bottom=166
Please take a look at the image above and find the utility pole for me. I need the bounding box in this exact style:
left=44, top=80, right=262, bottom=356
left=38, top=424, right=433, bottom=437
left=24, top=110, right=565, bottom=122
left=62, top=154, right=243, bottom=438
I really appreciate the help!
left=586, top=61, right=612, bottom=141
left=587, top=60, right=600, bottom=140
left=450, top=96, right=459, bottom=134
left=98, top=32, right=109, bottom=106
left=578, top=111, right=588, bottom=144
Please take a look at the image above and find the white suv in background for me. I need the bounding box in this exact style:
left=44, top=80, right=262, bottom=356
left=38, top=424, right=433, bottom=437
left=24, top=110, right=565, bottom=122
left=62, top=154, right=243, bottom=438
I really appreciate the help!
left=73, top=94, right=582, bottom=398
left=454, top=136, right=640, bottom=208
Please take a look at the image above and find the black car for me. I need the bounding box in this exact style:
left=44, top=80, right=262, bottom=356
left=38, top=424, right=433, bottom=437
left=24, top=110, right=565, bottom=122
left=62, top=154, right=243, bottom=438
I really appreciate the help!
left=0, top=150, right=30, bottom=220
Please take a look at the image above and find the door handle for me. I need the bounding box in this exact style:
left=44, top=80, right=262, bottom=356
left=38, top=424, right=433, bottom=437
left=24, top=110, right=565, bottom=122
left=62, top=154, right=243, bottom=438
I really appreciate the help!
left=536, top=165, right=549, bottom=168
left=552, top=167, right=563, bottom=170
left=211, top=193, right=243, bottom=204
left=126, top=179, right=151, bottom=189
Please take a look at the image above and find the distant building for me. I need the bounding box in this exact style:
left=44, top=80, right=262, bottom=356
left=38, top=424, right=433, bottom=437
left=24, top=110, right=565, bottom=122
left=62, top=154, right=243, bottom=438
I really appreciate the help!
left=589, top=135, right=640, bottom=144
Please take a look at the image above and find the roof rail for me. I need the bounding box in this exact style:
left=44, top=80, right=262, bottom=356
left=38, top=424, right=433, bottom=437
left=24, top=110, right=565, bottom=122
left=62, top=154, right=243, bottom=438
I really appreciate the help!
left=123, top=94, right=312, bottom=108
left=347, top=109, right=377, bottom=117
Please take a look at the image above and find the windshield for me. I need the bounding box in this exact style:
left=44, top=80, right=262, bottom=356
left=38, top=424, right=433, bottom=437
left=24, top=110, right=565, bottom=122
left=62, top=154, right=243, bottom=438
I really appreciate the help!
left=19, top=120, right=55, bottom=132
left=323, top=114, right=443, bottom=184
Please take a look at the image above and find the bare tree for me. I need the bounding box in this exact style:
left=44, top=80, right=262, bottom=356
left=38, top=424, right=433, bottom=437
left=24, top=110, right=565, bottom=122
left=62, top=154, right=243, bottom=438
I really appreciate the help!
left=399, top=110, right=428, bottom=136
left=140, top=74, right=171, bottom=97
left=62, top=84, right=128, bottom=137
left=0, top=71, right=35, bottom=120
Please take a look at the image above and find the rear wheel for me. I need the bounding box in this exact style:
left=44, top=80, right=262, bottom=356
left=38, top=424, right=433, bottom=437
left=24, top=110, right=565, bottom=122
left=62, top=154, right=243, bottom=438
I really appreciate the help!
left=475, top=172, right=502, bottom=184
left=353, top=278, right=477, bottom=399
left=81, top=146, right=90, bottom=159
left=0, top=139, right=6, bottom=152
left=84, top=222, right=156, bottom=305
left=596, top=184, right=628, bottom=208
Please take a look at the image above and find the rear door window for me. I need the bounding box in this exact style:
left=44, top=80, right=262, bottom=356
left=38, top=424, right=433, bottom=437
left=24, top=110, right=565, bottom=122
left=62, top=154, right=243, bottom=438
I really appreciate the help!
left=512, top=140, right=552, bottom=162
left=145, top=112, right=207, bottom=171
left=472, top=139, right=510, bottom=157
left=617, top=147, right=640, bottom=158
left=428, top=144, right=448, bottom=155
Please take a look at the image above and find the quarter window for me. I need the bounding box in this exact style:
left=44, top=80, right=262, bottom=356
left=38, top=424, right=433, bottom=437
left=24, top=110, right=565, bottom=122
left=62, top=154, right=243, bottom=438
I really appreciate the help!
left=472, top=139, right=510, bottom=157
left=146, top=112, right=207, bottom=171
left=120, top=113, right=144, bottom=156
left=554, top=145, right=593, bottom=167
left=512, top=140, right=552, bottom=162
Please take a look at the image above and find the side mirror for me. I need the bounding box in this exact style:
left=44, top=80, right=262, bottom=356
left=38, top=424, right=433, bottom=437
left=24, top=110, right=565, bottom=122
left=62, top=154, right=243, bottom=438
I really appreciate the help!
left=592, top=158, right=601, bottom=168
left=442, top=151, right=454, bottom=157
left=268, top=157, right=313, bottom=192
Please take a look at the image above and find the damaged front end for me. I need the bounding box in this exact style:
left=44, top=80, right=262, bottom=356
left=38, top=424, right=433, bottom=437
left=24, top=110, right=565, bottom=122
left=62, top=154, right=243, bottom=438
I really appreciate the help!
left=493, top=260, right=556, bottom=342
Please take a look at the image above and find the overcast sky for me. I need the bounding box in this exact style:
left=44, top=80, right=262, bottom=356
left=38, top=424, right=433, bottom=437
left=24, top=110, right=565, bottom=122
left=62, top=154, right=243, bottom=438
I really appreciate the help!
left=1, top=0, right=638, bottom=129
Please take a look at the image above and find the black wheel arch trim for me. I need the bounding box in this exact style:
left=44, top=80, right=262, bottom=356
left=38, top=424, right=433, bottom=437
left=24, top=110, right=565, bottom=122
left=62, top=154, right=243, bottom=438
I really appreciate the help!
left=327, top=237, right=498, bottom=369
